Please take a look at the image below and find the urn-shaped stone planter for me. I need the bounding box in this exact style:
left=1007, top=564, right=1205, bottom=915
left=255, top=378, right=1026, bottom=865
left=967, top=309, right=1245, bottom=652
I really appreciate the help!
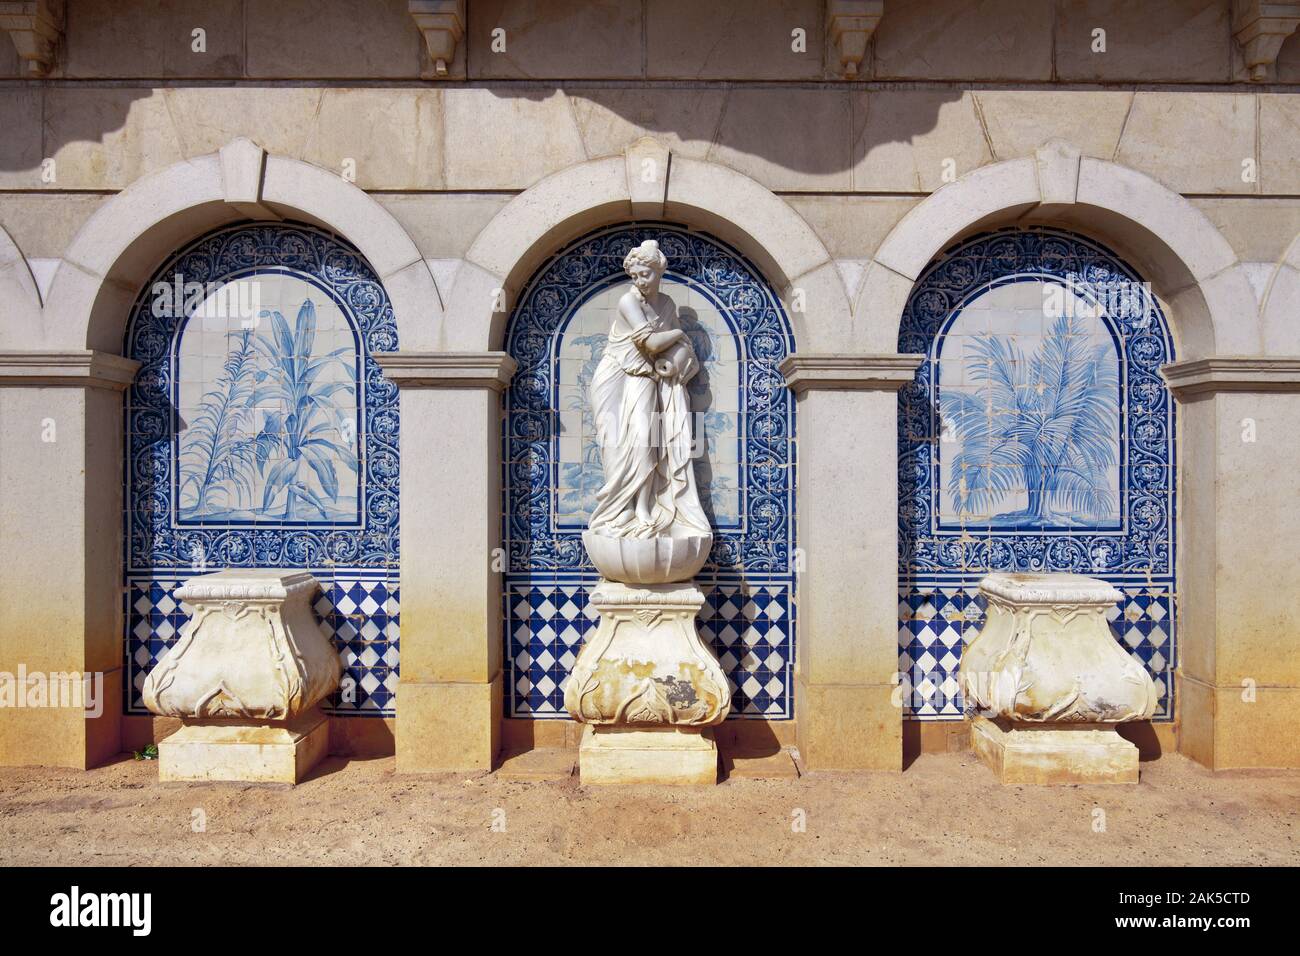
left=567, top=555, right=730, bottom=786
left=960, top=572, right=1159, bottom=785
left=142, top=569, right=341, bottom=784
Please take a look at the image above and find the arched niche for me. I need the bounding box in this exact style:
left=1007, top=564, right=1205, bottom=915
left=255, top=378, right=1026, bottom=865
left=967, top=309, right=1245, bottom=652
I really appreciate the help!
left=122, top=222, right=400, bottom=719
left=501, top=223, right=796, bottom=719
left=897, top=227, right=1177, bottom=721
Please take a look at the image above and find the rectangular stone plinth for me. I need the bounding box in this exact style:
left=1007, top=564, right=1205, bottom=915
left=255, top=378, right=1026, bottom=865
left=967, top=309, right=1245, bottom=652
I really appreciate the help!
left=158, top=709, right=329, bottom=784
left=578, top=725, right=718, bottom=785
left=971, top=716, right=1139, bottom=785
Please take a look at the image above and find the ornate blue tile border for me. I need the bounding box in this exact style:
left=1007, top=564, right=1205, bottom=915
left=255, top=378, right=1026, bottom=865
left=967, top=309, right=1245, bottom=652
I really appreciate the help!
left=122, top=222, right=400, bottom=717
left=502, top=223, right=797, bottom=718
left=898, top=227, right=1177, bottom=720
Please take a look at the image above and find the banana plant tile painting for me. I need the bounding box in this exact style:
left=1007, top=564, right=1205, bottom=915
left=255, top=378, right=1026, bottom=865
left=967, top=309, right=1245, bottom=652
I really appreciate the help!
left=175, top=278, right=361, bottom=526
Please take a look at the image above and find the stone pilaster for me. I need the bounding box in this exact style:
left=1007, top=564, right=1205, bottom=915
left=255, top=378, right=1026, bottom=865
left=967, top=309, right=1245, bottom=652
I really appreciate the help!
left=1162, top=356, right=1300, bottom=769
left=780, top=353, right=922, bottom=770
left=0, top=350, right=139, bottom=768
left=374, top=351, right=516, bottom=772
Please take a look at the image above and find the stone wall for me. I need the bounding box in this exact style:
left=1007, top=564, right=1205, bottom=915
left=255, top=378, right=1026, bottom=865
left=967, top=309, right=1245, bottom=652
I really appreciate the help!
left=1, top=0, right=1298, bottom=771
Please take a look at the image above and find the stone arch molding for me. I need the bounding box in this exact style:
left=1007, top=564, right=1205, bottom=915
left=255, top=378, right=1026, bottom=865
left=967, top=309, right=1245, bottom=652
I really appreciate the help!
left=857, top=143, right=1262, bottom=361
left=0, top=223, right=42, bottom=333
left=1261, top=232, right=1300, bottom=355
left=9, top=137, right=441, bottom=353
left=442, top=138, right=850, bottom=353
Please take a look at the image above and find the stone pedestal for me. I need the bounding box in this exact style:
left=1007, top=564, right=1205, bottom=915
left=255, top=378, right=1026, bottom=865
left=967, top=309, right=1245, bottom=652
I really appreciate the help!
left=578, top=725, right=719, bottom=786
left=961, top=573, right=1158, bottom=785
left=565, top=576, right=728, bottom=785
left=970, top=717, right=1140, bottom=785
left=157, top=710, right=331, bottom=784
left=142, top=570, right=341, bottom=784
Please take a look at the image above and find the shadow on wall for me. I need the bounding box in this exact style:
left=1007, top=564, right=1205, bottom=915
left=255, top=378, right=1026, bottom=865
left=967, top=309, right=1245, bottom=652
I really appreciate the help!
left=0, top=83, right=963, bottom=192
left=485, top=85, right=966, bottom=186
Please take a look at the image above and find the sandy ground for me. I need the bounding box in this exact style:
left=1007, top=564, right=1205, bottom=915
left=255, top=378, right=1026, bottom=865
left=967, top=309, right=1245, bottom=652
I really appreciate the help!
left=0, top=751, right=1296, bottom=866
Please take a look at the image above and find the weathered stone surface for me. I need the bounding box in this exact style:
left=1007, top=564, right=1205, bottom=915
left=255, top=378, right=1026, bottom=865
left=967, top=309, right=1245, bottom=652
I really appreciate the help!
left=565, top=583, right=729, bottom=728
left=872, top=0, right=1052, bottom=80
left=142, top=571, right=339, bottom=721
left=578, top=725, right=719, bottom=786
left=708, top=89, right=851, bottom=191
left=245, top=0, right=422, bottom=78
left=163, top=88, right=324, bottom=160
left=441, top=88, right=586, bottom=189
left=784, top=196, right=918, bottom=261
left=0, top=23, right=18, bottom=76
left=962, top=573, right=1159, bottom=785
left=976, top=91, right=1133, bottom=161
left=157, top=710, right=330, bottom=784
left=63, top=0, right=244, bottom=78
left=43, top=89, right=185, bottom=189
left=971, top=717, right=1140, bottom=785
left=1115, top=93, right=1256, bottom=195
left=1276, top=26, right=1300, bottom=81
left=469, top=0, right=642, bottom=78
left=569, top=88, right=726, bottom=160
left=1192, top=197, right=1300, bottom=265
left=396, top=679, right=501, bottom=772
left=142, top=570, right=340, bottom=784
left=373, top=194, right=509, bottom=259
left=795, top=679, right=901, bottom=771
left=963, top=573, right=1159, bottom=724
left=300, top=89, right=444, bottom=190
left=646, top=0, right=823, bottom=80
left=0, top=89, right=42, bottom=188
left=1259, top=94, right=1300, bottom=196
left=851, top=91, right=992, bottom=192
left=1055, top=0, right=1231, bottom=82
left=723, top=748, right=799, bottom=779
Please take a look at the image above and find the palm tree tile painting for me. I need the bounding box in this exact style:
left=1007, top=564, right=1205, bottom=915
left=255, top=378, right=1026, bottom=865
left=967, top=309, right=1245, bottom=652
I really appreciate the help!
left=937, top=279, right=1121, bottom=530
left=897, top=227, right=1176, bottom=720
left=176, top=278, right=360, bottom=525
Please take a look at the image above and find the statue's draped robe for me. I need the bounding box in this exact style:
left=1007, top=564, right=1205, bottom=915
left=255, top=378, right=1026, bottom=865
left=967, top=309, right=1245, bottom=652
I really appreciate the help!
left=588, top=290, right=711, bottom=539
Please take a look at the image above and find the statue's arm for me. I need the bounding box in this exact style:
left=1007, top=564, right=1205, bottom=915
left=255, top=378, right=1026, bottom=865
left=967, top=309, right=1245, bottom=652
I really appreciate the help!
left=642, top=328, right=685, bottom=353
left=618, top=294, right=683, bottom=354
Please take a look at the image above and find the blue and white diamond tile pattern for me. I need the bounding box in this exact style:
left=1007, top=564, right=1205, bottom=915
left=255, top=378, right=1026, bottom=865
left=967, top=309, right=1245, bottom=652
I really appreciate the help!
left=898, top=227, right=1177, bottom=721
left=505, top=579, right=795, bottom=719
left=897, top=584, right=1173, bottom=718
left=502, top=223, right=797, bottom=720
left=125, top=576, right=399, bottom=716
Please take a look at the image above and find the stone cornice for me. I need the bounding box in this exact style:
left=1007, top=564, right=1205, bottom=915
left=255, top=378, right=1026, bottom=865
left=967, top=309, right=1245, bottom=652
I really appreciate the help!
left=0, top=350, right=139, bottom=390
left=374, top=350, right=518, bottom=391
left=1160, top=356, right=1300, bottom=396
left=779, top=353, right=923, bottom=392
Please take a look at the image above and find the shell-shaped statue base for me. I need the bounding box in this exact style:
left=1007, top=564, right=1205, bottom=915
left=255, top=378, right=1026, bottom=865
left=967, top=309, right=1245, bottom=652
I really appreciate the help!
left=961, top=572, right=1159, bottom=785
left=582, top=530, right=711, bottom=584
left=565, top=581, right=729, bottom=785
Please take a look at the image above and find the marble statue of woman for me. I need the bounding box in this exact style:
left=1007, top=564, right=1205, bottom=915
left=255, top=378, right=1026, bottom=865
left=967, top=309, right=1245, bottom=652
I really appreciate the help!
left=587, top=240, right=712, bottom=540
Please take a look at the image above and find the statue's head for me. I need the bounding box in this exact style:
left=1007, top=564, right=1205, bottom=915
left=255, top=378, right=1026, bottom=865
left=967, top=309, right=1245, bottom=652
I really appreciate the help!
left=622, top=240, right=667, bottom=297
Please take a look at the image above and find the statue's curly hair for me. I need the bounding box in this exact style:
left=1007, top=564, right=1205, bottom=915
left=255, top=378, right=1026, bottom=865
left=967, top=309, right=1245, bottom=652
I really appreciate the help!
left=622, top=239, right=667, bottom=276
